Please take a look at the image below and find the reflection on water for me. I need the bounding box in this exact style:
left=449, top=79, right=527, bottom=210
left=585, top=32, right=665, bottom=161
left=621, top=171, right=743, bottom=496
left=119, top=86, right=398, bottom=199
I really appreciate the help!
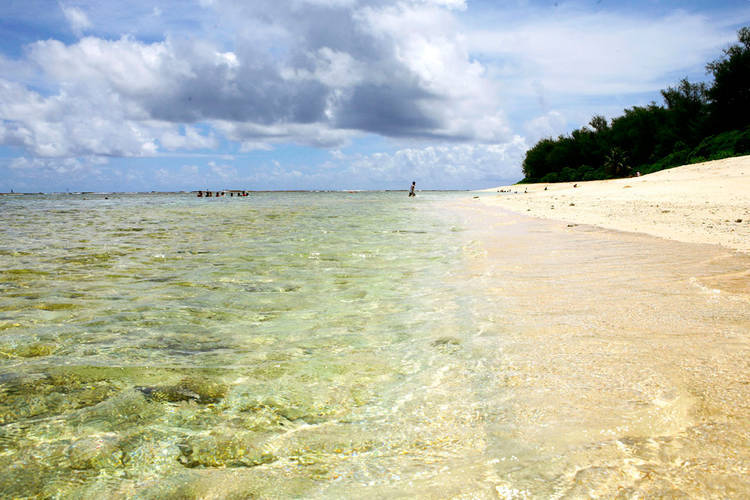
left=0, top=193, right=748, bottom=498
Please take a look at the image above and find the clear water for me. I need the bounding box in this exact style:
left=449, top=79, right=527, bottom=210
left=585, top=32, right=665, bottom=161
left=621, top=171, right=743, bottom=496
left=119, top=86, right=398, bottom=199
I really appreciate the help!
left=1, top=192, right=749, bottom=498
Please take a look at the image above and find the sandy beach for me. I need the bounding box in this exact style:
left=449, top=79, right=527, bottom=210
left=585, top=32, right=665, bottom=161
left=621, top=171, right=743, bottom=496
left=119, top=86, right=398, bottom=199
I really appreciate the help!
left=479, top=155, right=750, bottom=254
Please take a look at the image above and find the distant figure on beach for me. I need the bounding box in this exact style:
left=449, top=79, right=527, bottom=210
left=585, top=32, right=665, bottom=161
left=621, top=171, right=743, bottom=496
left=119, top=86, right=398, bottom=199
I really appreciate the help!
left=409, top=181, right=416, bottom=197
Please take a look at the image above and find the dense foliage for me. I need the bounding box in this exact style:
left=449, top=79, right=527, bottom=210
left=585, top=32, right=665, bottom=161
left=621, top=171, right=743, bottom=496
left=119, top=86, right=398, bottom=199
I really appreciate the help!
left=521, top=27, right=750, bottom=183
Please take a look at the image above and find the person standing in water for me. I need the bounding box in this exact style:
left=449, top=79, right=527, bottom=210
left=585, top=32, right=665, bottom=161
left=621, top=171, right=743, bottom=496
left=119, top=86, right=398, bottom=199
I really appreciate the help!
left=408, top=181, right=416, bottom=197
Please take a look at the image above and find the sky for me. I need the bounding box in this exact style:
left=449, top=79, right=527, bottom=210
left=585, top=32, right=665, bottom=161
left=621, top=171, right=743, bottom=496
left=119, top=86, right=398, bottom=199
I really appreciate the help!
left=0, top=0, right=748, bottom=192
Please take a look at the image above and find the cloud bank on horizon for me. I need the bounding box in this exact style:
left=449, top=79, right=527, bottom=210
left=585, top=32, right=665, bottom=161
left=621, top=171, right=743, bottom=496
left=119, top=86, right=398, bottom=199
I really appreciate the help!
left=0, top=0, right=747, bottom=191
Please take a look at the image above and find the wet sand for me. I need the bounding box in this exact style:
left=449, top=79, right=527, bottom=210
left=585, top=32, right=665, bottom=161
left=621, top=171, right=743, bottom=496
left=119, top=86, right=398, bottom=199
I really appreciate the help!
left=478, top=155, right=750, bottom=254
left=466, top=158, right=750, bottom=494
left=444, top=200, right=750, bottom=497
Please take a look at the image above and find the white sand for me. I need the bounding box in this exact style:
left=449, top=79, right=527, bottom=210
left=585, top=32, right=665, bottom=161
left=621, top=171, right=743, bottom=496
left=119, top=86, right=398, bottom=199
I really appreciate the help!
left=478, top=155, right=750, bottom=253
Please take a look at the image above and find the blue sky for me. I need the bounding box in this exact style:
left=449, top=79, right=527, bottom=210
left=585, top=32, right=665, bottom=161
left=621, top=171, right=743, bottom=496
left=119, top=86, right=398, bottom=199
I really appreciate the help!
left=1, top=0, right=748, bottom=192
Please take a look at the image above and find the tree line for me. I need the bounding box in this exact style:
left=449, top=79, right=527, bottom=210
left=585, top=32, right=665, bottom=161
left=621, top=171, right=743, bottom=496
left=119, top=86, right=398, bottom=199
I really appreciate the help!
left=521, top=26, right=750, bottom=183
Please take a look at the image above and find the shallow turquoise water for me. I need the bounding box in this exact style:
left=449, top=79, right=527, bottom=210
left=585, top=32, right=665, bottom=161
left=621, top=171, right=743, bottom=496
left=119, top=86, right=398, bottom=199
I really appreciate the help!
left=0, top=192, right=481, bottom=497
left=2, top=192, right=749, bottom=498
left=1, top=192, right=461, bottom=367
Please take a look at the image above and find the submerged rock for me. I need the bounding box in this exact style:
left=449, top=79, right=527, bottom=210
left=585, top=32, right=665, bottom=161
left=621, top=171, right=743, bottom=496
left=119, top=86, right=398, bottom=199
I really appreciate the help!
left=0, top=370, right=121, bottom=425
left=431, top=336, right=462, bottom=353
left=68, top=433, right=123, bottom=470
left=3, top=342, right=59, bottom=358
left=137, top=376, right=228, bottom=404
left=116, top=428, right=183, bottom=471
left=72, top=389, right=162, bottom=428
left=431, top=336, right=461, bottom=347
left=243, top=394, right=331, bottom=425
left=177, top=431, right=275, bottom=468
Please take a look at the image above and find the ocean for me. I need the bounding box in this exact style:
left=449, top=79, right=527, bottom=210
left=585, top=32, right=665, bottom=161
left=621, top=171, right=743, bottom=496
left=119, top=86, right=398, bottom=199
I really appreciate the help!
left=1, top=192, right=748, bottom=498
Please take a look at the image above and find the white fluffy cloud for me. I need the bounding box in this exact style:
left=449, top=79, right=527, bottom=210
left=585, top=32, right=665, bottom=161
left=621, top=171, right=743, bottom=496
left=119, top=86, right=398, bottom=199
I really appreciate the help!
left=2, top=0, right=515, bottom=161
left=158, top=126, right=217, bottom=150
left=523, top=110, right=567, bottom=144
left=27, top=37, right=183, bottom=99
left=336, top=138, right=528, bottom=189
left=0, top=76, right=218, bottom=157
left=167, top=140, right=527, bottom=190
left=469, top=8, right=734, bottom=97
left=4, top=155, right=110, bottom=192
left=357, top=2, right=510, bottom=141
left=0, top=78, right=158, bottom=157
left=60, top=4, right=92, bottom=37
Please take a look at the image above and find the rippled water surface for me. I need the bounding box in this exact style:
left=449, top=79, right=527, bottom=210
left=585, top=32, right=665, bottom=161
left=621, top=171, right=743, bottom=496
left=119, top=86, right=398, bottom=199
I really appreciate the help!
left=1, top=192, right=749, bottom=498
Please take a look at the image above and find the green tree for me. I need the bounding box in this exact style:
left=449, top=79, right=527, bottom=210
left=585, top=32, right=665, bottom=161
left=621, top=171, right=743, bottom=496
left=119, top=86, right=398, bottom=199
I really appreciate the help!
left=707, top=26, right=750, bottom=132
left=609, top=104, right=669, bottom=166
left=661, top=78, right=709, bottom=146
left=588, top=115, right=608, bottom=133
left=521, top=138, right=557, bottom=181
left=604, top=147, right=630, bottom=177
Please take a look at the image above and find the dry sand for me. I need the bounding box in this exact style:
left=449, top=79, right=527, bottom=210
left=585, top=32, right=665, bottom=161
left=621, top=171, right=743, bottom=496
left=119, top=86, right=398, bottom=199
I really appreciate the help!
left=478, top=155, right=750, bottom=253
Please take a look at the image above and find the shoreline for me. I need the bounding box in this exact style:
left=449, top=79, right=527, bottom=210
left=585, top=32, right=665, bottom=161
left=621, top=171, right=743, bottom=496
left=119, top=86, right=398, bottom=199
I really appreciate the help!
left=477, top=155, right=750, bottom=253
left=445, top=196, right=750, bottom=496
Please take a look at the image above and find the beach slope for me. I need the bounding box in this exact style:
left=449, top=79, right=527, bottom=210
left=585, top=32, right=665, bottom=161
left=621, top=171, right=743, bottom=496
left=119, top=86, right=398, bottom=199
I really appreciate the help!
left=480, top=155, right=750, bottom=253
